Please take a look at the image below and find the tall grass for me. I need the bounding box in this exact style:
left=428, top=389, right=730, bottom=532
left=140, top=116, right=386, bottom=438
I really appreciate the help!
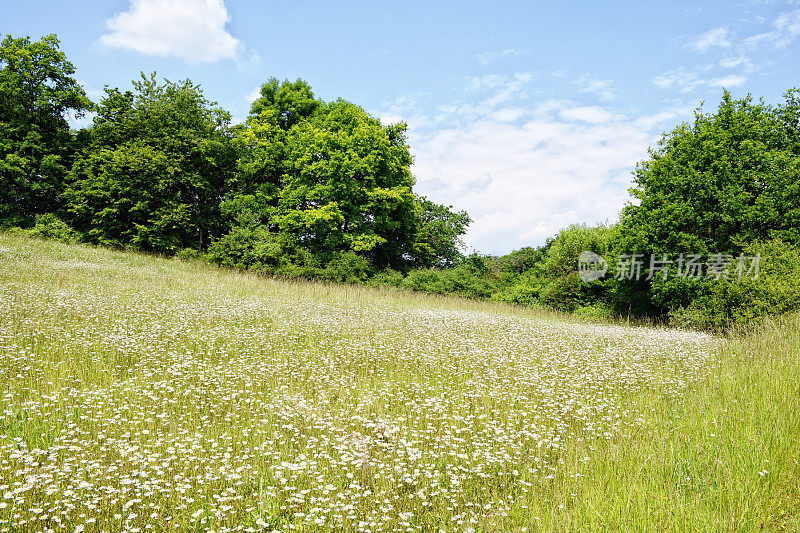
left=524, top=315, right=800, bottom=531
left=0, top=233, right=797, bottom=532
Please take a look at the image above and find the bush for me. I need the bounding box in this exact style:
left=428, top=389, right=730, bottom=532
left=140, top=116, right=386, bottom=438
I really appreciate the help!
left=368, top=268, right=405, bottom=287
left=29, top=213, right=80, bottom=244
left=205, top=224, right=283, bottom=271
left=401, top=268, right=448, bottom=294
left=492, top=224, right=619, bottom=312
left=538, top=272, right=584, bottom=312
left=320, top=251, right=372, bottom=283
left=492, top=270, right=543, bottom=307
left=492, top=246, right=542, bottom=274
left=175, top=248, right=201, bottom=260
left=400, top=264, right=500, bottom=299
left=668, top=239, right=800, bottom=332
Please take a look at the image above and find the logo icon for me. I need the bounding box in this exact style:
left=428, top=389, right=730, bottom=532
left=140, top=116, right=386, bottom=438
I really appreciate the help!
left=578, top=251, right=608, bottom=282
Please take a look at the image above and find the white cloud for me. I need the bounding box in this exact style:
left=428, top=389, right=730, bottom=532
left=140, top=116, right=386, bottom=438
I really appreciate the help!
left=652, top=67, right=705, bottom=92
left=489, top=107, right=530, bottom=123
left=246, top=85, right=262, bottom=104
left=475, top=48, right=524, bottom=65
left=631, top=106, right=692, bottom=131
left=558, top=105, right=615, bottom=124
left=409, top=112, right=658, bottom=253
left=744, top=9, right=800, bottom=49
left=379, top=75, right=681, bottom=254
left=373, top=94, right=431, bottom=131
left=100, top=0, right=241, bottom=63
left=577, top=77, right=617, bottom=102
left=688, top=27, right=731, bottom=52
left=707, top=74, right=747, bottom=88
left=652, top=65, right=746, bottom=93
left=718, top=56, right=749, bottom=69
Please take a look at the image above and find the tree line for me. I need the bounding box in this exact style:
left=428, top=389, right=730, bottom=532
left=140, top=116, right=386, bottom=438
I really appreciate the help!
left=1, top=34, right=470, bottom=279
left=4, top=34, right=800, bottom=331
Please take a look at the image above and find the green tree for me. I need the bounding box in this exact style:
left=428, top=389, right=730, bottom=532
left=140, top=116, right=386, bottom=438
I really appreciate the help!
left=536, top=224, right=618, bottom=312
left=65, top=74, right=236, bottom=253
left=0, top=34, right=91, bottom=226
left=618, top=89, right=800, bottom=316
left=225, top=107, right=288, bottom=230
left=410, top=196, right=471, bottom=268
left=492, top=224, right=618, bottom=312
left=214, top=78, right=472, bottom=273
left=492, top=246, right=544, bottom=274
left=275, top=100, right=417, bottom=268
left=250, top=77, right=320, bottom=130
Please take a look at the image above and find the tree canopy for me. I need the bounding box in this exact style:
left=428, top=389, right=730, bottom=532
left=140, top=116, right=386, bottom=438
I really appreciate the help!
left=217, top=79, right=468, bottom=272
left=0, top=34, right=90, bottom=226
left=618, top=90, right=800, bottom=316
left=65, top=74, right=237, bottom=253
left=622, top=90, right=800, bottom=256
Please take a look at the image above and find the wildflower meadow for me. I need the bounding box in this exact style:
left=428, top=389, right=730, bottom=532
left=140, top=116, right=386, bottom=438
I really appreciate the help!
left=1, top=234, right=798, bottom=532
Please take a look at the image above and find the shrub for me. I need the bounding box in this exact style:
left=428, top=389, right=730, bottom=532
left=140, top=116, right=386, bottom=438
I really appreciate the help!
left=492, top=271, right=542, bottom=307
left=320, top=251, right=372, bottom=283
left=401, top=268, right=449, bottom=294
left=368, top=268, right=405, bottom=287
left=205, top=224, right=283, bottom=271
left=538, top=272, right=585, bottom=312
left=272, top=248, right=323, bottom=280
left=494, top=224, right=619, bottom=312
left=668, top=239, right=800, bottom=331
left=400, top=264, right=500, bottom=299
left=175, top=248, right=201, bottom=260
left=29, top=213, right=80, bottom=244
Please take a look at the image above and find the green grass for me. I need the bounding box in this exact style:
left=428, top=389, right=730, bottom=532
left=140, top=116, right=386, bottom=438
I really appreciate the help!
left=0, top=233, right=798, bottom=532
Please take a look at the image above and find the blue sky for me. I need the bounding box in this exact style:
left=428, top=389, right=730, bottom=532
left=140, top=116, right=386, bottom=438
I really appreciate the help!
left=3, top=1, right=800, bottom=254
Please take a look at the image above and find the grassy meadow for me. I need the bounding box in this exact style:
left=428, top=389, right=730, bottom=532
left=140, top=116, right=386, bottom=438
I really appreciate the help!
left=0, top=233, right=798, bottom=532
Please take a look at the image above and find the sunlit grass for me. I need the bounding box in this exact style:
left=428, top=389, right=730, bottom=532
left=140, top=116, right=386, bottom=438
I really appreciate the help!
left=0, top=233, right=797, bottom=532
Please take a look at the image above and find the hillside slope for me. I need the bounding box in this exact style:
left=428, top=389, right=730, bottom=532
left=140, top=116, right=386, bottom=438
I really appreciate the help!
left=0, top=234, right=797, bottom=532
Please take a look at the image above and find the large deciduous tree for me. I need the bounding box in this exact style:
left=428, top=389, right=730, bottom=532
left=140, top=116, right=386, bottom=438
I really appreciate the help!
left=65, top=74, right=237, bottom=253
left=0, top=34, right=91, bottom=226
left=410, top=196, right=471, bottom=268
left=250, top=77, right=320, bottom=130
left=276, top=99, right=417, bottom=268
left=618, top=89, right=800, bottom=315
left=215, top=78, right=470, bottom=272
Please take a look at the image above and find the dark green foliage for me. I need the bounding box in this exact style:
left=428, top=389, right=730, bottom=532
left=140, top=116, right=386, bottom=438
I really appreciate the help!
left=492, top=246, right=543, bottom=274
left=320, top=251, right=373, bottom=283
left=490, top=270, right=542, bottom=307
left=399, top=256, right=501, bottom=300
left=0, top=34, right=91, bottom=226
left=493, top=224, right=618, bottom=312
left=216, top=79, right=469, bottom=273
left=65, top=74, right=237, bottom=253
left=29, top=213, right=79, bottom=243
left=619, top=90, right=800, bottom=318
left=250, top=77, right=320, bottom=130
left=623, top=91, right=800, bottom=255
left=411, top=196, right=471, bottom=268
left=205, top=221, right=283, bottom=271
left=368, top=268, right=405, bottom=287
left=668, top=239, right=800, bottom=332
